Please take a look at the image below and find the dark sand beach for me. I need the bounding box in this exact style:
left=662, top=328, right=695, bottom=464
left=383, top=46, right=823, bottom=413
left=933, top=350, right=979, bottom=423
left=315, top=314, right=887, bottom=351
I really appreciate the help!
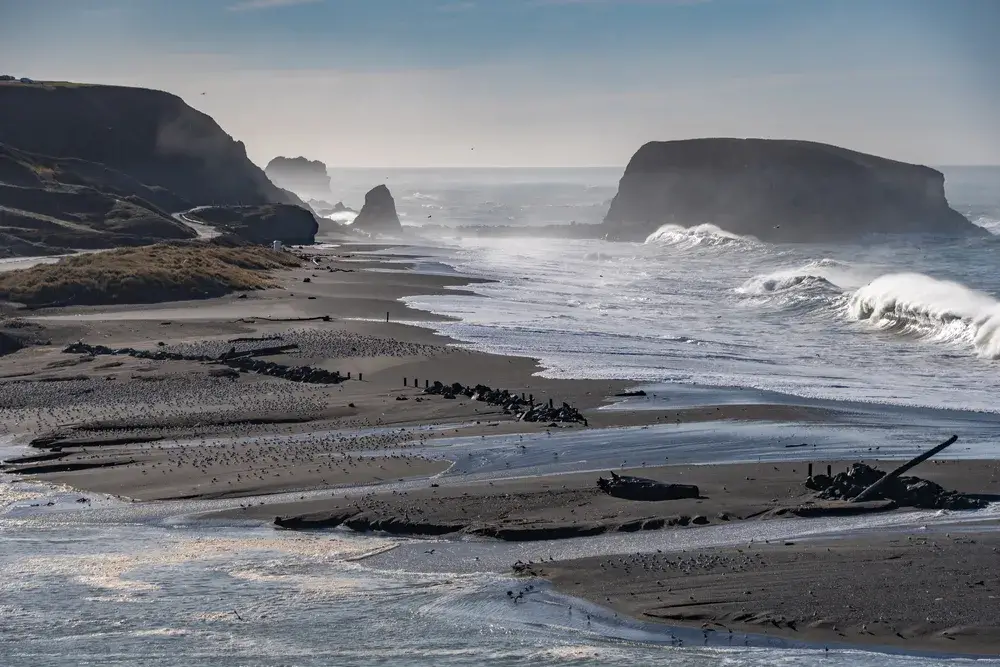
left=3, top=243, right=998, bottom=656
left=534, top=532, right=1000, bottom=656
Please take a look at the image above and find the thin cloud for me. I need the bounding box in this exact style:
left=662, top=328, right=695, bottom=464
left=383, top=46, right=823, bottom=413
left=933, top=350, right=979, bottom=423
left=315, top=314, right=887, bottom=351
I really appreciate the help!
left=227, top=0, right=323, bottom=12
left=534, top=0, right=708, bottom=5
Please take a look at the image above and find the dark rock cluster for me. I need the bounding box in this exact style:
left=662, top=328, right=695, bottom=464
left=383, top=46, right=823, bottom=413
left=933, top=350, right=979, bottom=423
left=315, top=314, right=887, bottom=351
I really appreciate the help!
left=805, top=462, right=987, bottom=511
left=422, top=380, right=587, bottom=424
left=273, top=511, right=704, bottom=541
left=597, top=471, right=700, bottom=501
left=63, top=341, right=347, bottom=385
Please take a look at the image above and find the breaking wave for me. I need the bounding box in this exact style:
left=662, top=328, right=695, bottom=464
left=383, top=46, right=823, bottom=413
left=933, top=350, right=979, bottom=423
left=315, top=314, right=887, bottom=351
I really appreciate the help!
left=326, top=211, right=359, bottom=224
left=736, top=259, right=859, bottom=310
left=643, top=223, right=760, bottom=250
left=847, top=272, right=1000, bottom=358
left=973, top=215, right=1000, bottom=235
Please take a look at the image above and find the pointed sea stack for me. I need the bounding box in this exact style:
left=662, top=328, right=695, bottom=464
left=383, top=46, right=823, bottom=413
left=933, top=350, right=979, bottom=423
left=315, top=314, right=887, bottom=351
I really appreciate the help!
left=602, top=138, right=983, bottom=243
left=352, top=185, right=402, bottom=235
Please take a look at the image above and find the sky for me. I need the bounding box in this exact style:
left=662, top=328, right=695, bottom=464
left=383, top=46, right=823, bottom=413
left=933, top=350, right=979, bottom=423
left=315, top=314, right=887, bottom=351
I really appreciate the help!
left=1, top=0, right=998, bottom=167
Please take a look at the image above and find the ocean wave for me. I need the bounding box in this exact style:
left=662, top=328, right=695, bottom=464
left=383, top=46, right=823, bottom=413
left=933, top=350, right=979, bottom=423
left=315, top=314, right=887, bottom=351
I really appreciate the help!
left=739, top=259, right=856, bottom=294
left=643, top=223, right=760, bottom=250
left=847, top=272, right=1000, bottom=358
left=736, top=259, right=855, bottom=311
left=972, top=215, right=1000, bottom=235
left=325, top=211, right=358, bottom=224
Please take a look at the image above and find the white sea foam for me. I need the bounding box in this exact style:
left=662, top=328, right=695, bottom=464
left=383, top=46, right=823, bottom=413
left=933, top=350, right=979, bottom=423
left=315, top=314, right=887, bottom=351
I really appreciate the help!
left=643, top=223, right=760, bottom=249
left=325, top=211, right=359, bottom=224
left=737, top=259, right=867, bottom=310
left=973, top=215, right=1000, bottom=235
left=847, top=272, right=1000, bottom=358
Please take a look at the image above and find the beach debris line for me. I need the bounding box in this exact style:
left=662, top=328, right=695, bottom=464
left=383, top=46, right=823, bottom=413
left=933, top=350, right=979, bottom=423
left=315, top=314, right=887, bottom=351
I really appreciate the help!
left=62, top=341, right=348, bottom=385
left=597, top=471, right=700, bottom=501
left=421, top=380, right=588, bottom=424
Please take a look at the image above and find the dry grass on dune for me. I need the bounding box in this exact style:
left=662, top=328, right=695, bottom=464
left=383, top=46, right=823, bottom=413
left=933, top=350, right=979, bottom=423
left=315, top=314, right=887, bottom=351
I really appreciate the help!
left=0, top=242, right=301, bottom=307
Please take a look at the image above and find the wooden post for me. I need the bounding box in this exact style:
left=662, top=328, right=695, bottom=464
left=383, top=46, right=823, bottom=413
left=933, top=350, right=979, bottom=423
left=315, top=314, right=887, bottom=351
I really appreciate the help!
left=827, top=464, right=832, bottom=477
left=853, top=435, right=958, bottom=503
left=808, top=463, right=813, bottom=477
left=359, top=372, right=363, bottom=382
left=548, top=398, right=553, bottom=409
left=386, top=311, right=389, bottom=323
left=347, top=372, right=351, bottom=379
left=425, top=379, right=429, bottom=388
left=404, top=377, right=407, bottom=387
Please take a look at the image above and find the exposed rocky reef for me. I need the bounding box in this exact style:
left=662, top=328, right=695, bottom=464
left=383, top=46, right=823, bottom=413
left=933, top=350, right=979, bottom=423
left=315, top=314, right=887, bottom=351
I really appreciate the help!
left=351, top=185, right=402, bottom=235
left=272, top=510, right=685, bottom=541
left=422, top=380, right=587, bottom=424
left=265, top=156, right=332, bottom=201
left=602, top=138, right=983, bottom=242
left=63, top=341, right=348, bottom=385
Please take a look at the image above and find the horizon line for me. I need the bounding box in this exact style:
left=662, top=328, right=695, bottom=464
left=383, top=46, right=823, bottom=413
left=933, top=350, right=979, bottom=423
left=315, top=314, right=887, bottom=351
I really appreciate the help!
left=312, top=163, right=1000, bottom=169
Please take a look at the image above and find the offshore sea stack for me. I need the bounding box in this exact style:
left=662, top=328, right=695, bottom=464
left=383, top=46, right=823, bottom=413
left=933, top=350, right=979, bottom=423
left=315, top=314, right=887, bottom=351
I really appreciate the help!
left=265, top=156, right=332, bottom=201
left=352, top=185, right=402, bottom=235
left=602, top=138, right=983, bottom=243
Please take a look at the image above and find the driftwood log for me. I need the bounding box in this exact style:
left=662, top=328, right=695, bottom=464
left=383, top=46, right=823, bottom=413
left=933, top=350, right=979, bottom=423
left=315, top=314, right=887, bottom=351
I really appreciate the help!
left=852, top=435, right=958, bottom=503
left=597, top=471, right=700, bottom=501
left=219, top=343, right=299, bottom=360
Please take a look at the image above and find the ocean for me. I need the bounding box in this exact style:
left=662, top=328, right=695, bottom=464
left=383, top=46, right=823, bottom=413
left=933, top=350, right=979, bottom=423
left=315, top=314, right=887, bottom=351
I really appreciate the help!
left=365, top=166, right=1000, bottom=413
left=4, top=166, right=1000, bottom=666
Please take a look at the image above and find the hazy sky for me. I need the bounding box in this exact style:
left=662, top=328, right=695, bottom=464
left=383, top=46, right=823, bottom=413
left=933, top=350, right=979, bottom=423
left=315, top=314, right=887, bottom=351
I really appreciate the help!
left=2, top=0, right=998, bottom=167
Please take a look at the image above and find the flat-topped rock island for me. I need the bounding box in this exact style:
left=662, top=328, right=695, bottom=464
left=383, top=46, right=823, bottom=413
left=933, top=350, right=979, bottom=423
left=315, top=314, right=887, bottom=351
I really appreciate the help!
left=602, top=138, right=982, bottom=242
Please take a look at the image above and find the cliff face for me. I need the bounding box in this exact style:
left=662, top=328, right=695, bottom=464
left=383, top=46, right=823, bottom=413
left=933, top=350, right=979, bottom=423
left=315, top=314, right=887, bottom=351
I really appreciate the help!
left=352, top=185, right=402, bottom=235
left=0, top=143, right=196, bottom=256
left=0, top=82, right=302, bottom=210
left=265, top=156, right=332, bottom=201
left=603, top=139, right=980, bottom=242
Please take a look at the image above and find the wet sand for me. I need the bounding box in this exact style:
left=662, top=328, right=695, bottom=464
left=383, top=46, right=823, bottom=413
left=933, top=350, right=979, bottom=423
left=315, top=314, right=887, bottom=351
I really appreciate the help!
left=223, top=459, right=999, bottom=538
left=3, top=243, right=1000, bottom=657
left=1, top=244, right=846, bottom=501
left=536, top=530, right=1000, bottom=656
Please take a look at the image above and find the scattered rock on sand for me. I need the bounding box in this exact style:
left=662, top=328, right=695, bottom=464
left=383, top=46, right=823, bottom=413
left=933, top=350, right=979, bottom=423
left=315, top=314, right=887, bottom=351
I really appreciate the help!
left=805, top=462, right=987, bottom=510
left=423, top=380, right=587, bottom=424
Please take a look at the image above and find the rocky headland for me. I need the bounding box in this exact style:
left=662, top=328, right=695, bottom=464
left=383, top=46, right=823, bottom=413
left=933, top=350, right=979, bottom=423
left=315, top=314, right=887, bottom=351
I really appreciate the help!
left=602, top=138, right=982, bottom=242
left=0, top=81, right=311, bottom=256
